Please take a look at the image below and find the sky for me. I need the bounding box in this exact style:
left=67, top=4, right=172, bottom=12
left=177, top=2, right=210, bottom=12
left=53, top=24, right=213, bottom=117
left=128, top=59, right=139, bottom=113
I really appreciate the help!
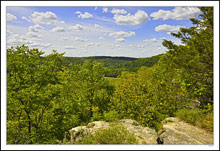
left=6, top=6, right=201, bottom=58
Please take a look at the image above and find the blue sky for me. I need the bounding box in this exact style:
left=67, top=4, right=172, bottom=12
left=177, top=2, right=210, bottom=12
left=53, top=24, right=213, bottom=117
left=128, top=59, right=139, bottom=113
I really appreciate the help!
left=6, top=6, right=201, bottom=58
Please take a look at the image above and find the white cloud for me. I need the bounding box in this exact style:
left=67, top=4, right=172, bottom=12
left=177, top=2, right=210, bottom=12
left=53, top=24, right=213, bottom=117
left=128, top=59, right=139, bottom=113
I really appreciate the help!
left=75, top=11, right=93, bottom=19
left=7, top=13, right=17, bottom=21
left=29, top=42, right=41, bottom=48
left=41, top=43, right=52, bottom=48
left=50, top=26, right=65, bottom=32
left=113, top=10, right=149, bottom=25
left=160, top=37, right=166, bottom=40
left=150, top=6, right=200, bottom=20
left=113, top=44, right=121, bottom=48
left=65, top=46, right=77, bottom=49
left=21, top=16, right=31, bottom=22
left=60, top=36, right=86, bottom=42
left=28, top=24, right=44, bottom=32
left=60, top=21, right=65, bottom=24
left=99, top=37, right=104, bottom=41
left=94, top=24, right=103, bottom=29
left=24, top=11, right=57, bottom=24
left=26, top=32, right=41, bottom=38
left=109, top=31, right=135, bottom=38
left=72, top=37, right=86, bottom=42
left=68, top=24, right=84, bottom=31
left=115, top=38, right=125, bottom=43
left=7, top=30, right=13, bottom=35
left=137, top=44, right=144, bottom=48
left=143, top=38, right=158, bottom=43
left=102, top=8, right=108, bottom=13
left=7, top=33, right=41, bottom=47
left=111, top=8, right=127, bottom=14
left=87, top=42, right=100, bottom=47
left=155, top=24, right=184, bottom=32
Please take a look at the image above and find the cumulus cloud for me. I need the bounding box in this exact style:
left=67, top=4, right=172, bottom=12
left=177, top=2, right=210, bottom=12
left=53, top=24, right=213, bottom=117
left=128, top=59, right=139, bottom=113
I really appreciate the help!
left=75, top=11, right=93, bottom=19
left=99, top=37, right=104, bottom=41
left=68, top=24, right=84, bottom=31
left=109, top=31, right=135, bottom=38
left=65, top=46, right=77, bottom=49
left=7, top=33, right=39, bottom=47
left=60, top=36, right=86, bottom=42
left=102, top=8, right=108, bottom=13
left=21, top=16, right=31, bottom=22
left=111, top=8, right=127, bottom=14
left=150, top=6, right=200, bottom=20
left=7, top=13, right=17, bottom=21
left=137, top=44, right=144, bottom=48
left=23, top=11, right=57, bottom=24
left=94, top=24, right=103, bottom=29
left=113, top=10, right=149, bottom=25
left=41, top=43, right=52, bottom=48
left=143, top=38, right=158, bottom=43
left=71, top=37, right=86, bottom=42
left=7, top=30, right=13, bottom=35
left=49, top=26, right=65, bottom=32
left=26, top=32, right=41, bottom=38
left=115, top=38, right=125, bottom=43
left=7, top=34, right=25, bottom=46
left=155, top=24, right=185, bottom=32
left=28, top=24, right=44, bottom=32
left=87, top=42, right=100, bottom=47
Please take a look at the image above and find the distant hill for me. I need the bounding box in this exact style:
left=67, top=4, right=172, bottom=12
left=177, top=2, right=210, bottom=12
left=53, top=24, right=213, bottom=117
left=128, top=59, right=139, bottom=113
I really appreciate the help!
left=62, top=54, right=164, bottom=77
left=62, top=56, right=138, bottom=67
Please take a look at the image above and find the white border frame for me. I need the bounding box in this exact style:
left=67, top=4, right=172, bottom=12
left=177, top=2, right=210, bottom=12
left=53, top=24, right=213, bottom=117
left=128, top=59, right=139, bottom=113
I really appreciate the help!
left=1, top=1, right=219, bottom=150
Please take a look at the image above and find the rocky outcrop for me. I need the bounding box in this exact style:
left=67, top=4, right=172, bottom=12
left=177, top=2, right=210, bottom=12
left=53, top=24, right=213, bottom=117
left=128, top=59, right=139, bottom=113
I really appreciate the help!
left=161, top=117, right=213, bottom=144
left=69, top=117, right=213, bottom=144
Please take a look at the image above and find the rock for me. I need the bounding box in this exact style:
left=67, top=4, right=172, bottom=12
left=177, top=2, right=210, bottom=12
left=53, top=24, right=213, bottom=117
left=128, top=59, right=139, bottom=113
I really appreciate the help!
left=69, top=118, right=213, bottom=144
left=161, top=117, right=213, bottom=144
left=69, top=119, right=158, bottom=144
left=69, top=121, right=109, bottom=143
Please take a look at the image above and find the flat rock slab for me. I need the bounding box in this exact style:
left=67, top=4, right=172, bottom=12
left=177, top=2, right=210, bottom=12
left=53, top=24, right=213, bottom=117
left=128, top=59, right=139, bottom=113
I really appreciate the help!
left=162, top=117, right=213, bottom=144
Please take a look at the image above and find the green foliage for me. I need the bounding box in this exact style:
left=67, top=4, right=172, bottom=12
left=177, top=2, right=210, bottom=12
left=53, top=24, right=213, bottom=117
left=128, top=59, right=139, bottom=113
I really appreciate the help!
left=175, top=108, right=204, bottom=125
left=162, top=7, right=213, bottom=108
left=7, top=45, right=64, bottom=144
left=76, top=125, right=138, bottom=144
left=175, top=108, right=213, bottom=131
left=103, top=110, right=120, bottom=122
left=91, top=113, right=103, bottom=122
left=61, top=55, right=162, bottom=77
left=7, top=7, right=213, bottom=144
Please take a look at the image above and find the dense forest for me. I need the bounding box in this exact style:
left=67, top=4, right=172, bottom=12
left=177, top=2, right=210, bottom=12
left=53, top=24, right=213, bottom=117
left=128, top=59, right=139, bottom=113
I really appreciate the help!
left=7, top=7, right=213, bottom=144
left=61, top=54, right=162, bottom=77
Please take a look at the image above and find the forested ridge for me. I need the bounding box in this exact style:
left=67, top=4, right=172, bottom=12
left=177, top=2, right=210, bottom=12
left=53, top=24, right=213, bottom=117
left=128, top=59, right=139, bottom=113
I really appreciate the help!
left=61, top=54, right=162, bottom=77
left=7, top=7, right=213, bottom=144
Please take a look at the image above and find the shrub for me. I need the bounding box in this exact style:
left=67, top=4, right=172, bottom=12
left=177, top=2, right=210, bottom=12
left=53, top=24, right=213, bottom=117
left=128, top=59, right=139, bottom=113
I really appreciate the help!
left=175, top=108, right=213, bottom=131
left=91, top=113, right=103, bottom=122
left=103, top=110, right=119, bottom=122
left=175, top=108, right=203, bottom=125
left=76, top=125, right=138, bottom=144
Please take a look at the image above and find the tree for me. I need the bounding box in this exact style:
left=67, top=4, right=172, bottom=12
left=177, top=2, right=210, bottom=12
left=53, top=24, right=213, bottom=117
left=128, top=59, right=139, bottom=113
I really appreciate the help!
left=162, top=7, right=213, bottom=108
left=7, top=45, right=64, bottom=144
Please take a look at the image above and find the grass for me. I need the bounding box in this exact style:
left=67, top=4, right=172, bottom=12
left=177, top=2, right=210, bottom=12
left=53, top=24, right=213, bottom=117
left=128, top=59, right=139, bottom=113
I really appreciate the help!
left=175, top=108, right=213, bottom=132
left=76, top=125, right=138, bottom=144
